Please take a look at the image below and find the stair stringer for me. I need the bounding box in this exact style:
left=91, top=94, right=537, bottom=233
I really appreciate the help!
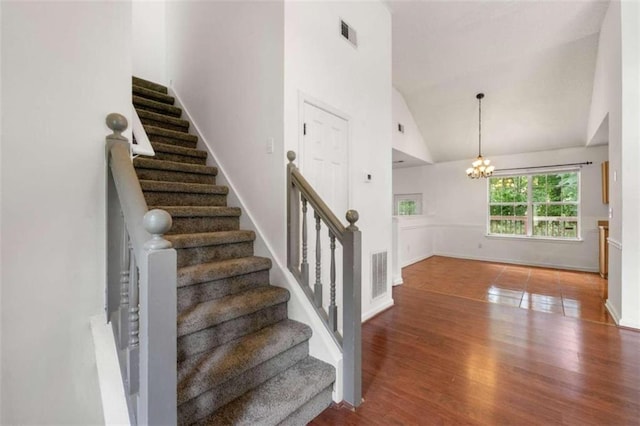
left=169, top=86, right=344, bottom=403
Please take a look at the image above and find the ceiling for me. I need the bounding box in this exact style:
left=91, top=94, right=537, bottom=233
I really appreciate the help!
left=390, top=0, right=610, bottom=163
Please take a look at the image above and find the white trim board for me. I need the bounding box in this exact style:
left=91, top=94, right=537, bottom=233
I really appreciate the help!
left=605, top=300, right=621, bottom=326
left=90, top=315, right=130, bottom=426
left=433, top=252, right=599, bottom=273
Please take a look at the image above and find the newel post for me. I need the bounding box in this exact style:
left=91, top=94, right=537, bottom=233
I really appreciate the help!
left=137, top=209, right=177, bottom=425
left=342, top=209, right=362, bottom=408
left=287, top=151, right=301, bottom=274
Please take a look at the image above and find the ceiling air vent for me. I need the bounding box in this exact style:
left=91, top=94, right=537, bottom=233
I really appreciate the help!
left=340, top=19, right=357, bottom=47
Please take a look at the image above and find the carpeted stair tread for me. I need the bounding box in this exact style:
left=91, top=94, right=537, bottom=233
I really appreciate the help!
left=177, top=286, right=290, bottom=338
left=144, top=125, right=198, bottom=144
left=178, top=256, right=271, bottom=288
left=167, top=230, right=255, bottom=249
left=137, top=109, right=189, bottom=131
left=134, top=95, right=183, bottom=118
left=279, top=385, right=333, bottom=426
left=151, top=142, right=207, bottom=159
left=140, top=180, right=228, bottom=195
left=197, top=357, right=335, bottom=426
left=160, top=206, right=240, bottom=218
left=133, top=76, right=167, bottom=94
left=178, top=319, right=312, bottom=406
left=134, top=157, right=217, bottom=176
left=133, top=84, right=175, bottom=105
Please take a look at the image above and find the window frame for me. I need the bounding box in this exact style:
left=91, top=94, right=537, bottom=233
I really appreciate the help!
left=393, top=193, right=423, bottom=216
left=486, top=169, right=582, bottom=241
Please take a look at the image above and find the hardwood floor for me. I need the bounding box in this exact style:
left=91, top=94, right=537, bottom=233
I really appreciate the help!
left=404, top=256, right=614, bottom=325
left=311, top=257, right=640, bottom=425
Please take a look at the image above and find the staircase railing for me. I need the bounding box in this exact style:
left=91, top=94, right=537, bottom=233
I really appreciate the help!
left=105, top=113, right=177, bottom=425
left=286, top=151, right=362, bottom=408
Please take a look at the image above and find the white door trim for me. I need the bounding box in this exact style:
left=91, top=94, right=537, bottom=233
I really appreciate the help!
left=297, top=91, right=353, bottom=213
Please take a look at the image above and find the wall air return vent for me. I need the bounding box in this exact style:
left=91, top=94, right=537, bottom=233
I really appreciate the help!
left=371, top=251, right=387, bottom=299
left=340, top=19, right=357, bottom=47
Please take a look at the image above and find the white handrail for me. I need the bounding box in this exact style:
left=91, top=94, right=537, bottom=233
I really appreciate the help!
left=131, top=104, right=155, bottom=157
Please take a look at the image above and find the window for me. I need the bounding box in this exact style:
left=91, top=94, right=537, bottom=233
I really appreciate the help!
left=394, top=193, right=422, bottom=216
left=488, top=171, right=580, bottom=239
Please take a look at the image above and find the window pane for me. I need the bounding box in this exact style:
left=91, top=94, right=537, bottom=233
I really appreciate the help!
left=514, top=205, right=527, bottom=217
left=489, top=178, right=502, bottom=202
left=560, top=173, right=578, bottom=201
left=515, top=176, right=528, bottom=203
left=532, top=175, right=547, bottom=202
left=533, top=220, right=548, bottom=236
left=501, top=205, right=514, bottom=216
left=547, top=174, right=562, bottom=202
left=398, top=200, right=416, bottom=215
left=548, top=205, right=561, bottom=217
left=489, top=205, right=501, bottom=216
left=562, top=204, right=578, bottom=217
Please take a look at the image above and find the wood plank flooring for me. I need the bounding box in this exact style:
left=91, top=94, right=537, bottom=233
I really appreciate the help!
left=311, top=257, right=640, bottom=425
left=404, top=256, right=613, bottom=325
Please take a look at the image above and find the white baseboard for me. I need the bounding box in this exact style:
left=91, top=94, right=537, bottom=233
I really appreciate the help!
left=90, top=315, right=130, bottom=426
left=400, top=253, right=434, bottom=268
left=362, top=298, right=394, bottom=322
left=434, top=251, right=598, bottom=273
left=605, top=300, right=621, bottom=325
left=393, top=276, right=404, bottom=286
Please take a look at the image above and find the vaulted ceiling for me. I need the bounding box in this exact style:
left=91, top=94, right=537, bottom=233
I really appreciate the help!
left=390, top=0, right=610, bottom=163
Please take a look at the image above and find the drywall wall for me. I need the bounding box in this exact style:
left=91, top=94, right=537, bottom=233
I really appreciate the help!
left=619, top=0, right=640, bottom=329
left=587, top=0, right=640, bottom=328
left=284, top=1, right=394, bottom=321
left=392, top=166, right=435, bottom=269
left=1, top=2, right=131, bottom=423
left=133, top=0, right=167, bottom=85
left=393, top=146, right=609, bottom=272
left=392, top=88, right=433, bottom=164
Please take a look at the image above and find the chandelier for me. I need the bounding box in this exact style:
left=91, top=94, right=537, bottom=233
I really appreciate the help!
left=466, top=93, right=495, bottom=179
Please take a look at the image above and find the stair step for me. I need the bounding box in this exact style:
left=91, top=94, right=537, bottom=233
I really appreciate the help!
left=178, top=286, right=289, bottom=338
left=133, top=76, right=168, bottom=94
left=141, top=181, right=228, bottom=207
left=133, top=84, right=175, bottom=105
left=151, top=142, right=207, bottom=166
left=178, top=267, right=270, bottom=311
left=138, top=109, right=189, bottom=133
left=197, top=357, right=335, bottom=426
left=280, top=384, right=333, bottom=426
left=178, top=301, right=285, bottom=362
left=178, top=256, right=271, bottom=288
left=161, top=206, right=241, bottom=234
left=178, top=325, right=307, bottom=425
left=168, top=230, right=256, bottom=268
left=134, top=95, right=182, bottom=118
left=134, top=158, right=217, bottom=185
left=178, top=319, right=311, bottom=406
left=145, top=125, right=198, bottom=149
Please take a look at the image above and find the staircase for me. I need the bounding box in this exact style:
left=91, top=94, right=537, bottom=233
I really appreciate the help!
left=131, top=76, right=335, bottom=425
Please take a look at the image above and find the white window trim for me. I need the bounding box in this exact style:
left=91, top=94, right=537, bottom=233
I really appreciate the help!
left=485, top=169, right=582, bottom=241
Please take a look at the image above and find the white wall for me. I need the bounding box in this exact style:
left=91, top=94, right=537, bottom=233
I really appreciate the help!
left=393, top=146, right=609, bottom=272
left=133, top=0, right=167, bottom=85
left=619, top=0, right=640, bottom=329
left=392, top=88, right=433, bottom=164
left=284, top=1, right=393, bottom=321
left=392, top=166, right=435, bottom=270
left=1, top=2, right=131, bottom=424
left=587, top=1, right=640, bottom=328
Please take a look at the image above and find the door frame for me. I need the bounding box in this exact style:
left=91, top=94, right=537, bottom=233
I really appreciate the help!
left=297, top=91, right=353, bottom=214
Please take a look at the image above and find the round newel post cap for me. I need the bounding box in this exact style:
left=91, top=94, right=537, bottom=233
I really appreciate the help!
left=287, top=151, right=296, bottom=163
left=346, top=209, right=359, bottom=231
left=143, top=209, right=173, bottom=250
left=106, top=113, right=128, bottom=139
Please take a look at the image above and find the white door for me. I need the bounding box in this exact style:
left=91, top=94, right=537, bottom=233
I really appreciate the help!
left=302, top=102, right=349, bottom=332
left=302, top=102, right=348, bottom=216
